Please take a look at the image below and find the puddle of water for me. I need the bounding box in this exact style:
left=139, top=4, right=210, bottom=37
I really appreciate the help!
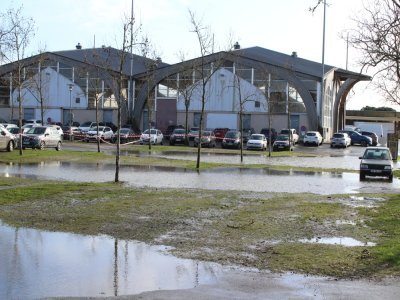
left=335, top=220, right=357, bottom=226
left=1, top=162, right=399, bottom=195
left=299, top=237, right=376, bottom=247
left=0, top=220, right=223, bottom=299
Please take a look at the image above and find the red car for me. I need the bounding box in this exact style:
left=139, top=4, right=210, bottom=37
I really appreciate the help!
left=213, top=128, right=229, bottom=141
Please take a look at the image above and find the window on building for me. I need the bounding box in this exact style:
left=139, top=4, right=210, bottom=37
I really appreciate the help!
left=75, top=97, right=80, bottom=104
left=255, top=101, right=260, bottom=108
left=193, top=112, right=201, bottom=127
left=24, top=108, right=35, bottom=120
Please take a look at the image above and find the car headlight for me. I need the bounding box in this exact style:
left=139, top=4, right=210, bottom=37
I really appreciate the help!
left=360, top=164, right=368, bottom=169
left=384, top=165, right=392, bottom=170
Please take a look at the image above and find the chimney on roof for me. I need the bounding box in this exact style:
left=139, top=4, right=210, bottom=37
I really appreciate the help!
left=291, top=51, right=297, bottom=58
left=233, top=42, right=240, bottom=50
left=76, top=43, right=82, bottom=50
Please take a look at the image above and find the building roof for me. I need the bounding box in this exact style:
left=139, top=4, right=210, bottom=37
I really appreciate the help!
left=54, top=47, right=169, bottom=76
left=235, top=46, right=370, bottom=81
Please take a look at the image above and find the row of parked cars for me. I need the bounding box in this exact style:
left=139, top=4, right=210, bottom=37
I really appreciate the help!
left=0, top=123, right=63, bottom=151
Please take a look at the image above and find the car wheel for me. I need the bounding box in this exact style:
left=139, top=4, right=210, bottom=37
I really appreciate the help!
left=39, top=141, right=45, bottom=150
left=7, top=141, right=14, bottom=152
left=359, top=172, right=366, bottom=181
left=56, top=141, right=61, bottom=151
left=361, top=140, right=367, bottom=147
left=388, top=174, right=393, bottom=182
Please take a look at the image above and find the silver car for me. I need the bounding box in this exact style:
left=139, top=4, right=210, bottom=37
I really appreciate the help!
left=22, top=126, right=62, bottom=150
left=0, top=126, right=15, bottom=151
left=330, top=132, right=351, bottom=148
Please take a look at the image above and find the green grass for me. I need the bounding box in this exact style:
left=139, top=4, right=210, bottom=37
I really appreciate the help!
left=1, top=176, right=399, bottom=278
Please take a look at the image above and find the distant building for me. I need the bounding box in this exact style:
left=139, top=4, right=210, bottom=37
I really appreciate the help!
left=0, top=44, right=370, bottom=137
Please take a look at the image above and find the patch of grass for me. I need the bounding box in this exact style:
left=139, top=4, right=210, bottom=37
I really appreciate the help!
left=0, top=175, right=398, bottom=278
left=358, top=193, right=400, bottom=276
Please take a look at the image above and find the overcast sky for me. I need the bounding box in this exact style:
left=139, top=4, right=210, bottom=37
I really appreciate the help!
left=1, top=0, right=398, bottom=111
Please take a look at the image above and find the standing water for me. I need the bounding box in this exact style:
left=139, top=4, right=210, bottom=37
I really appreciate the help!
left=0, top=220, right=222, bottom=299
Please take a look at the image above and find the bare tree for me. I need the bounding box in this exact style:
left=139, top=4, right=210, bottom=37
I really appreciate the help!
left=23, top=50, right=50, bottom=126
left=1, top=6, right=35, bottom=155
left=140, top=39, right=159, bottom=151
left=175, top=53, right=199, bottom=145
left=348, top=0, right=400, bottom=105
left=189, top=10, right=222, bottom=169
left=230, top=69, right=259, bottom=162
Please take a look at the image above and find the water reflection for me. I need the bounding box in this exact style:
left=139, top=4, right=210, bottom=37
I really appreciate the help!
left=0, top=221, right=222, bottom=299
left=299, top=236, right=376, bottom=247
left=1, top=162, right=399, bottom=195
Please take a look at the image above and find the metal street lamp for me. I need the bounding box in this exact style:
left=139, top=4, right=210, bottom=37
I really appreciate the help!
left=68, top=84, right=74, bottom=141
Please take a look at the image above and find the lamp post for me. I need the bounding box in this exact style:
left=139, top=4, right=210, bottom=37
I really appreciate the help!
left=68, top=84, right=74, bottom=141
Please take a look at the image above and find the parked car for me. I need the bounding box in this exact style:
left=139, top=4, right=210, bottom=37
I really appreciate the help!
left=85, top=126, right=113, bottom=142
left=25, top=119, right=42, bottom=126
left=165, top=124, right=184, bottom=139
left=246, top=133, right=267, bottom=151
left=140, top=129, right=164, bottom=145
left=188, top=127, right=200, bottom=141
left=0, top=126, right=15, bottom=152
left=213, top=128, right=230, bottom=141
left=7, top=127, right=22, bottom=148
left=242, top=128, right=255, bottom=143
left=359, top=146, right=393, bottom=182
left=193, top=130, right=216, bottom=148
left=62, top=126, right=83, bottom=140
left=360, top=131, right=379, bottom=146
left=222, top=130, right=241, bottom=149
left=79, top=121, right=98, bottom=133
left=99, top=122, right=118, bottom=132
left=49, top=125, right=64, bottom=139
left=280, top=128, right=299, bottom=144
left=21, top=123, right=39, bottom=133
left=330, top=132, right=351, bottom=148
left=0, top=123, right=18, bottom=130
left=22, top=126, right=62, bottom=150
left=169, top=128, right=186, bottom=145
left=273, top=134, right=294, bottom=151
left=303, top=131, right=323, bottom=146
left=339, top=130, right=372, bottom=147
left=260, top=128, right=277, bottom=144
left=111, top=128, right=136, bottom=144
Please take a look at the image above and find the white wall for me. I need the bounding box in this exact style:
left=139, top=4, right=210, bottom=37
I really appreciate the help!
left=11, top=67, right=88, bottom=109
left=177, top=68, right=267, bottom=113
left=206, top=113, right=237, bottom=129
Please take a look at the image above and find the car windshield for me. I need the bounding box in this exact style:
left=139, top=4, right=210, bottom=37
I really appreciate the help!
left=306, top=132, right=316, bottom=136
left=250, top=135, right=263, bottom=140
left=143, top=129, right=157, bottom=135
left=80, top=122, right=93, bottom=127
left=333, top=133, right=344, bottom=138
left=276, top=135, right=289, bottom=141
left=364, top=149, right=391, bottom=160
left=27, top=127, right=46, bottom=134
left=9, top=128, right=20, bottom=134
left=173, top=129, right=185, bottom=134
left=202, top=131, right=211, bottom=136
left=119, top=129, right=130, bottom=134
left=225, top=131, right=239, bottom=138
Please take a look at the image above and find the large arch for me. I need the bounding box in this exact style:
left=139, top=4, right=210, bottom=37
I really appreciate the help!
left=333, top=78, right=358, bottom=132
left=133, top=52, right=320, bottom=130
